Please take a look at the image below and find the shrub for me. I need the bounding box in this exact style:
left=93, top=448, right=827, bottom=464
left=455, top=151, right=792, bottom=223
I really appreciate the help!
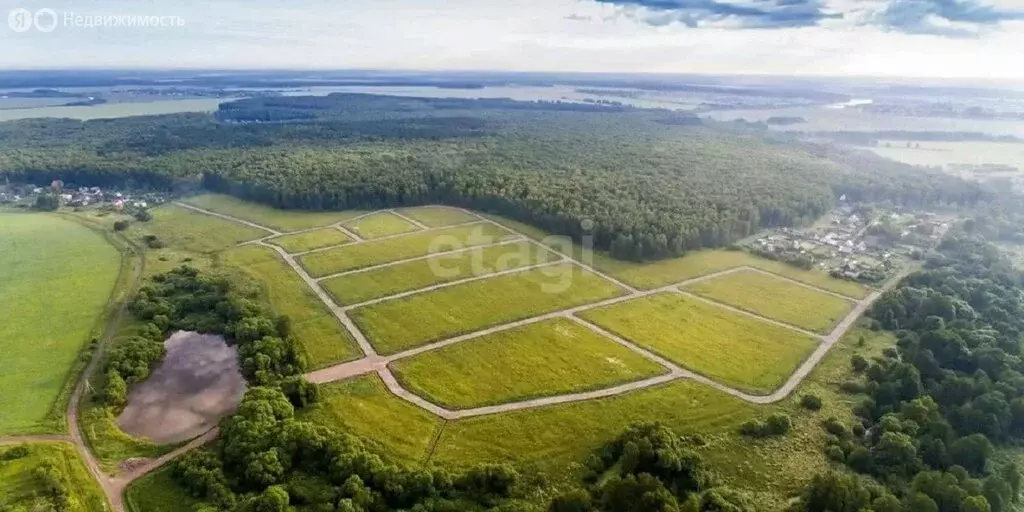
left=113, top=220, right=130, bottom=231
left=0, top=445, right=29, bottom=461
left=823, top=417, right=848, bottom=437
left=740, top=413, right=792, bottom=438
left=134, top=209, right=153, bottom=222
left=801, top=394, right=823, bottom=411
left=105, top=370, right=128, bottom=407
left=841, top=380, right=867, bottom=394
left=851, top=354, right=870, bottom=373
left=142, top=234, right=165, bottom=249
left=825, top=445, right=845, bottom=463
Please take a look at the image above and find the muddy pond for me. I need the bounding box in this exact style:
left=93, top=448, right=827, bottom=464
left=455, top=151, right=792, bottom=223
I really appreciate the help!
left=117, top=331, right=247, bottom=444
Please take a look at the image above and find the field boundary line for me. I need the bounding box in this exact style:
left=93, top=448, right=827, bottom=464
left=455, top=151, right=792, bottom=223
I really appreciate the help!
left=423, top=420, right=448, bottom=465
left=173, top=201, right=280, bottom=236
left=672, top=288, right=824, bottom=338
left=290, top=220, right=488, bottom=257
left=333, top=223, right=364, bottom=242
left=566, top=316, right=683, bottom=373
left=743, top=266, right=862, bottom=302
left=314, top=238, right=527, bottom=282
left=386, top=208, right=431, bottom=230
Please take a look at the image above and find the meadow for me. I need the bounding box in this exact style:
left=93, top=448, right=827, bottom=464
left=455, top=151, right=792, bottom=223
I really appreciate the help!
left=343, top=211, right=419, bottom=238
left=124, top=467, right=200, bottom=512
left=0, top=442, right=110, bottom=511
left=684, top=270, right=855, bottom=333
left=390, top=318, right=665, bottom=409
left=183, top=194, right=364, bottom=231
left=321, top=240, right=559, bottom=306
left=268, top=227, right=352, bottom=253
left=0, top=213, right=120, bottom=435
left=301, top=376, right=443, bottom=462
left=579, top=292, right=820, bottom=394
left=350, top=263, right=625, bottom=354
left=396, top=206, right=478, bottom=227
left=868, top=140, right=1024, bottom=171
left=298, top=223, right=516, bottom=277
left=221, top=245, right=362, bottom=367
left=139, top=204, right=269, bottom=254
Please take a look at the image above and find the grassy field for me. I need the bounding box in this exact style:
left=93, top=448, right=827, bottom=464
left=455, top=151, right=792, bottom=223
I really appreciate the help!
left=124, top=467, right=200, bottom=512
left=397, top=206, right=478, bottom=227
left=135, top=204, right=269, bottom=254
left=301, top=376, right=442, bottom=462
left=684, top=270, right=855, bottom=333
left=221, top=245, right=361, bottom=368
left=299, top=223, right=516, bottom=277
left=321, top=241, right=560, bottom=306
left=268, top=228, right=352, bottom=253
left=183, top=194, right=364, bottom=231
left=0, top=442, right=111, bottom=511
left=391, top=318, right=666, bottom=409
left=579, top=293, right=820, bottom=394
left=352, top=263, right=626, bottom=355
left=0, top=213, right=121, bottom=435
left=343, top=211, right=420, bottom=238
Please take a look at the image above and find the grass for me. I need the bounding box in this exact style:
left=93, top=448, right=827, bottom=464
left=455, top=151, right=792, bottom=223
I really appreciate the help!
left=0, top=442, right=111, bottom=511
left=684, top=270, right=855, bottom=334
left=268, top=228, right=352, bottom=253
left=397, top=206, right=479, bottom=227
left=321, top=241, right=560, bottom=306
left=221, top=245, right=361, bottom=368
left=351, top=263, right=626, bottom=355
left=0, top=213, right=121, bottom=435
left=391, top=318, right=666, bottom=409
left=344, top=211, right=420, bottom=239
left=580, top=293, right=820, bottom=394
left=301, top=375, right=442, bottom=462
left=124, top=467, right=201, bottom=512
left=182, top=193, right=364, bottom=232
left=299, top=223, right=516, bottom=277
left=132, top=204, right=269, bottom=254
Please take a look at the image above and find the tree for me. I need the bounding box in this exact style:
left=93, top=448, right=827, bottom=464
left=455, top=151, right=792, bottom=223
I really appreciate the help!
left=34, top=193, right=59, bottom=211
left=801, top=394, right=823, bottom=411
left=253, top=485, right=289, bottom=512
left=549, top=489, right=593, bottom=512
left=949, top=434, right=993, bottom=474
left=113, top=220, right=130, bottom=231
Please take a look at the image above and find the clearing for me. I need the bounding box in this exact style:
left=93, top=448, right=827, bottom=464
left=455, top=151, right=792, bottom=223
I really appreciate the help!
left=351, top=262, right=626, bottom=355
left=138, top=204, right=269, bottom=253
left=390, top=318, right=666, bottom=409
left=0, top=213, right=120, bottom=434
left=182, top=194, right=363, bottom=231
left=321, top=240, right=559, bottom=306
left=343, top=211, right=420, bottom=238
left=0, top=442, right=110, bottom=511
left=124, top=467, right=201, bottom=512
left=396, top=206, right=478, bottom=227
left=579, top=293, right=820, bottom=394
left=684, top=269, right=855, bottom=333
left=268, top=227, right=352, bottom=253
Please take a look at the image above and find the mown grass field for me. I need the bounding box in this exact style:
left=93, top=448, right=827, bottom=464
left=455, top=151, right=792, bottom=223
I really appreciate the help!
left=182, top=193, right=363, bottom=231
left=321, top=241, right=559, bottom=306
left=580, top=293, right=820, bottom=394
left=684, top=270, right=855, bottom=333
left=0, top=213, right=120, bottom=435
left=299, top=223, right=516, bottom=277
left=391, top=318, right=666, bottom=409
left=221, top=245, right=361, bottom=368
left=268, top=227, right=352, bottom=253
left=397, top=206, right=478, bottom=227
left=344, top=211, right=420, bottom=238
left=301, top=376, right=442, bottom=462
left=138, top=204, right=269, bottom=254
left=125, top=467, right=200, bottom=512
left=351, top=263, right=626, bottom=355
left=0, top=442, right=110, bottom=511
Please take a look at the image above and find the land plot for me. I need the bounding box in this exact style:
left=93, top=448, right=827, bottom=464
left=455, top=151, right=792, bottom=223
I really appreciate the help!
left=684, top=270, right=854, bottom=333
left=268, top=228, right=352, bottom=253
left=301, top=375, right=442, bottom=462
left=396, top=206, right=478, bottom=227
left=183, top=194, right=364, bottom=231
left=222, top=245, right=361, bottom=367
left=391, top=318, right=665, bottom=409
left=125, top=467, right=201, bottom=512
left=299, top=223, right=516, bottom=277
left=0, top=442, right=110, bottom=511
left=343, top=211, right=419, bottom=239
left=579, top=293, right=820, bottom=393
left=322, top=240, right=559, bottom=306
left=139, top=204, right=269, bottom=254
left=351, top=263, right=625, bottom=355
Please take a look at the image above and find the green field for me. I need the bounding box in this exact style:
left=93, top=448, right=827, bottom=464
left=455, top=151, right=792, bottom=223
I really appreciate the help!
left=351, top=263, right=625, bottom=355
left=124, top=467, right=200, bottom=512
left=0, top=442, right=110, bottom=511
left=137, top=204, right=269, bottom=254
left=0, top=213, right=121, bottom=434
left=321, top=241, right=560, bottom=306
left=183, top=194, right=363, bottom=231
left=268, top=227, right=352, bottom=253
left=391, top=319, right=665, bottom=408
left=301, top=376, right=442, bottom=462
left=299, top=223, right=516, bottom=277
left=222, top=245, right=361, bottom=368
left=343, top=211, right=419, bottom=238
left=580, top=293, right=820, bottom=393
left=685, top=270, right=855, bottom=333
left=397, top=206, right=478, bottom=227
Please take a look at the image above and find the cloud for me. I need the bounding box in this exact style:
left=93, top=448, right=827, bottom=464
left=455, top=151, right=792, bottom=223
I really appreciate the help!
left=591, top=0, right=842, bottom=28
left=873, top=0, right=1024, bottom=36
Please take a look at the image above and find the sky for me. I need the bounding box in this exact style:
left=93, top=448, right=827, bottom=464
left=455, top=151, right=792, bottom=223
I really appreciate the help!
left=1, top=0, right=1023, bottom=80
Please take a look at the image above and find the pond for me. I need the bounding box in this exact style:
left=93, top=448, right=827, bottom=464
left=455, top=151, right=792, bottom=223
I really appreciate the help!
left=117, top=331, right=246, bottom=444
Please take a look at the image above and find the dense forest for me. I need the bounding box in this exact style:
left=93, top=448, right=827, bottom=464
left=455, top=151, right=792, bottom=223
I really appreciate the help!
left=0, top=94, right=988, bottom=260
